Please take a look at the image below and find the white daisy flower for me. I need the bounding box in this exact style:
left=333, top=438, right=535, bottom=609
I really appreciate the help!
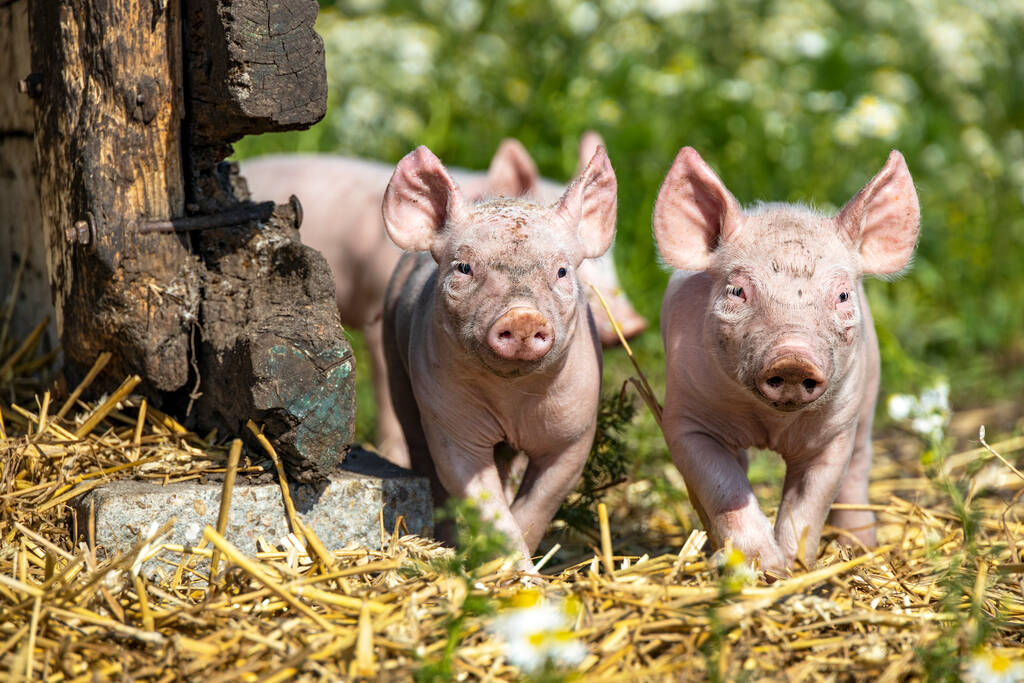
left=887, top=394, right=916, bottom=421
left=489, top=590, right=587, bottom=673
left=963, top=649, right=1024, bottom=683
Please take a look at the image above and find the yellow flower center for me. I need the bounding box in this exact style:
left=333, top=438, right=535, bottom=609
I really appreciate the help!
left=990, top=653, right=1010, bottom=673
left=509, top=588, right=542, bottom=608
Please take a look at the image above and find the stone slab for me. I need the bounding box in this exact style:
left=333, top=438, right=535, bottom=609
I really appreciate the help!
left=73, top=449, right=432, bottom=573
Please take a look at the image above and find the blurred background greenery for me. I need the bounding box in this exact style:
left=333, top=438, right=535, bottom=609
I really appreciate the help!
left=235, top=0, right=1024, bottom=452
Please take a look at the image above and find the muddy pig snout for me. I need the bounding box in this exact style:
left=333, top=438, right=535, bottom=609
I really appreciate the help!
left=487, top=308, right=554, bottom=361
left=757, top=354, right=827, bottom=407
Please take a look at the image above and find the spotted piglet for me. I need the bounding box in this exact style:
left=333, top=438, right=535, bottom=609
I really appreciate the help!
left=381, top=145, right=618, bottom=569
left=654, top=148, right=920, bottom=571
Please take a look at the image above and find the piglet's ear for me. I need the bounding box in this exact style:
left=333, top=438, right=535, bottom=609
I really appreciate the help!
left=652, top=147, right=743, bottom=271
left=835, top=150, right=920, bottom=275
left=486, top=139, right=541, bottom=198
left=554, top=145, right=617, bottom=261
left=383, top=146, right=465, bottom=253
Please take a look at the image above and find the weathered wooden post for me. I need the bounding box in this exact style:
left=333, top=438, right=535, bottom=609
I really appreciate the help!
left=2, top=0, right=355, bottom=475
left=1, top=0, right=432, bottom=555
left=0, top=1, right=55, bottom=362
left=178, top=0, right=356, bottom=476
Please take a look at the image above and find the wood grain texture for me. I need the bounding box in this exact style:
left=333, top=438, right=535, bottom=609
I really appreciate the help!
left=0, top=0, right=56, bottom=350
left=0, top=0, right=34, bottom=131
left=28, top=0, right=196, bottom=391
left=191, top=198, right=356, bottom=476
left=180, top=0, right=349, bottom=472
left=14, top=0, right=349, bottom=474
left=185, top=0, right=327, bottom=146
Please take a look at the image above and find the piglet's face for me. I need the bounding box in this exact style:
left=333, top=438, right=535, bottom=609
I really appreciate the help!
left=383, top=145, right=618, bottom=377
left=653, top=148, right=920, bottom=411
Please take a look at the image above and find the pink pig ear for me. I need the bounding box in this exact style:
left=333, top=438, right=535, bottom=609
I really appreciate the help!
left=553, top=145, right=617, bottom=261
left=652, top=147, right=743, bottom=271
left=835, top=150, right=920, bottom=275
left=383, top=146, right=466, bottom=253
left=486, top=139, right=540, bottom=198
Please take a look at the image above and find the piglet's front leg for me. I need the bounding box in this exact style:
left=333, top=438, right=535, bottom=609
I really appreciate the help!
left=422, top=425, right=536, bottom=571
left=670, top=429, right=786, bottom=572
left=510, top=436, right=593, bottom=554
left=775, top=432, right=855, bottom=567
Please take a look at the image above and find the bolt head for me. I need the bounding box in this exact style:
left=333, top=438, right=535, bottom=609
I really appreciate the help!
left=289, top=194, right=304, bottom=230
left=71, top=219, right=91, bottom=245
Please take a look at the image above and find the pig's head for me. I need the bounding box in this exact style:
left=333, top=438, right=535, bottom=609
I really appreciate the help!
left=383, top=145, right=618, bottom=377
left=653, top=147, right=920, bottom=411
left=483, top=133, right=649, bottom=345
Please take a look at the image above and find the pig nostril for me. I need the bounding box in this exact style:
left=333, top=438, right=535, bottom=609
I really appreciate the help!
left=766, top=377, right=783, bottom=389
left=499, top=331, right=512, bottom=340
left=802, top=379, right=818, bottom=393
left=534, top=332, right=547, bottom=341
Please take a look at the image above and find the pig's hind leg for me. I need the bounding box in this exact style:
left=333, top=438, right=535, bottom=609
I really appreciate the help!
left=828, top=303, right=880, bottom=549
left=826, top=415, right=877, bottom=549
left=494, top=442, right=529, bottom=504
left=381, top=314, right=452, bottom=544
left=364, top=317, right=410, bottom=468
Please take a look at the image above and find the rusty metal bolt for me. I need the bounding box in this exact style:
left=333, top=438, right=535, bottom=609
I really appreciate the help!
left=18, top=73, right=43, bottom=99
left=129, top=77, right=159, bottom=124
left=66, top=219, right=92, bottom=245
left=289, top=194, right=303, bottom=230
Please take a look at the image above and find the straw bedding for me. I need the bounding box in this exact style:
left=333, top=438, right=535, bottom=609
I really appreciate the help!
left=1, top=326, right=1022, bottom=681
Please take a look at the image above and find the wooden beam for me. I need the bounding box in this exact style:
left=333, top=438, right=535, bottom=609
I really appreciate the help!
left=185, top=0, right=327, bottom=146
left=28, top=0, right=196, bottom=392
left=0, top=0, right=55, bottom=355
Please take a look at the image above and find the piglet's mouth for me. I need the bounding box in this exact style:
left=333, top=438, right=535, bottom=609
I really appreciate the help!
left=478, top=351, right=548, bottom=379
left=759, top=396, right=816, bottom=413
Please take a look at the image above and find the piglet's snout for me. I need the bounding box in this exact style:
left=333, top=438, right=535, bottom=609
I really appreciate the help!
left=757, top=354, right=827, bottom=406
left=487, top=308, right=554, bottom=361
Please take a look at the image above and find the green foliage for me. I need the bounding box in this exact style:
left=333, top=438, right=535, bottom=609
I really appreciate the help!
left=911, top=432, right=1004, bottom=678
left=237, top=0, right=1024, bottom=408
left=555, top=388, right=635, bottom=531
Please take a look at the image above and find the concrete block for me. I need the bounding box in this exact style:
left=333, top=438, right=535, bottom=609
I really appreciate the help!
left=73, top=448, right=432, bottom=572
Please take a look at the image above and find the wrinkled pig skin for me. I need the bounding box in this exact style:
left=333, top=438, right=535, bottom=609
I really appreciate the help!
left=240, top=134, right=645, bottom=467
left=653, top=147, right=920, bottom=572
left=381, top=145, right=618, bottom=570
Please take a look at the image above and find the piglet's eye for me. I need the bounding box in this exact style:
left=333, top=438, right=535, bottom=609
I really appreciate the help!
left=838, top=291, right=850, bottom=303
left=456, top=262, right=472, bottom=275
left=726, top=285, right=745, bottom=300
left=557, top=267, right=567, bottom=278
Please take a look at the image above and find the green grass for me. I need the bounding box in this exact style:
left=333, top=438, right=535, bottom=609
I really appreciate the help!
left=236, top=0, right=1024, bottom=409
left=234, top=1, right=1024, bottom=473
